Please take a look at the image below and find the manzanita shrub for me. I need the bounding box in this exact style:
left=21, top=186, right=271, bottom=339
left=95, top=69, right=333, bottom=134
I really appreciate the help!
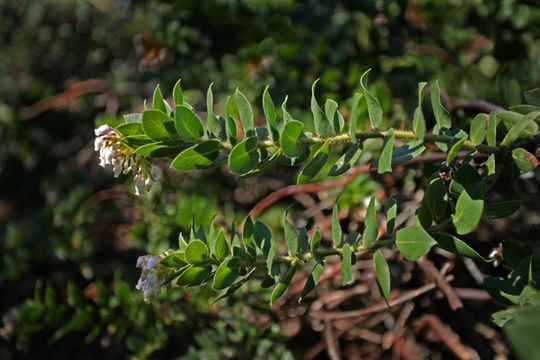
left=95, top=70, right=540, bottom=332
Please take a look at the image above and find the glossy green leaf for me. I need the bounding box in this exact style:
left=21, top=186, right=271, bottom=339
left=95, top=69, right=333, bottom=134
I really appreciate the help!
left=360, top=69, right=382, bottom=129
left=213, top=258, right=240, bottom=290
left=299, top=262, right=324, bottom=302
left=363, top=195, right=378, bottom=248
left=485, top=200, right=522, bottom=218
left=470, top=114, right=487, bottom=145
left=311, top=79, right=328, bottom=135
left=174, top=105, right=204, bottom=142
left=267, top=244, right=276, bottom=276
left=446, top=137, right=466, bottom=164
left=297, top=141, right=330, bottom=184
left=152, top=85, right=167, bottom=113
left=501, top=111, right=540, bottom=146
left=116, top=122, right=143, bottom=136
left=242, top=216, right=255, bottom=252
left=331, top=203, right=342, bottom=248
left=134, top=139, right=185, bottom=158
left=449, top=163, right=482, bottom=195
left=373, top=250, right=390, bottom=305
left=234, top=88, right=254, bottom=136
left=425, top=176, right=447, bottom=221
left=160, top=252, right=187, bottom=268
left=271, top=263, right=296, bottom=304
left=298, top=227, right=309, bottom=255
left=284, top=214, right=298, bottom=256
left=171, top=140, right=221, bottom=170
left=123, top=113, right=142, bottom=123
left=213, top=269, right=257, bottom=303
left=384, top=196, right=396, bottom=234
left=325, top=99, right=344, bottom=134
left=452, top=190, right=484, bottom=235
left=349, top=92, right=362, bottom=140
left=377, top=129, right=395, bottom=173
left=240, top=148, right=282, bottom=179
left=512, top=148, right=539, bottom=172
left=228, top=136, right=260, bottom=175
left=413, top=82, right=427, bottom=139
left=225, top=96, right=237, bottom=141
left=372, top=141, right=425, bottom=168
left=505, top=296, right=540, bottom=360
left=173, top=79, right=183, bottom=106
left=487, top=110, right=498, bottom=146
left=185, top=240, right=208, bottom=264
left=431, top=80, right=451, bottom=130
left=484, top=277, right=521, bottom=306
left=123, top=134, right=153, bottom=147
left=142, top=109, right=174, bottom=140
left=310, top=227, right=321, bottom=258
left=341, top=244, right=353, bottom=285
left=214, top=229, right=229, bottom=260
left=262, top=86, right=278, bottom=140
left=280, top=120, right=304, bottom=158
left=206, top=83, right=223, bottom=138
left=498, top=111, right=539, bottom=138
left=176, top=265, right=212, bottom=286
left=328, top=142, right=362, bottom=176
left=396, top=225, right=436, bottom=261
left=486, top=154, right=496, bottom=175
left=417, top=203, right=432, bottom=230
left=281, top=95, right=293, bottom=123
left=433, top=233, right=488, bottom=261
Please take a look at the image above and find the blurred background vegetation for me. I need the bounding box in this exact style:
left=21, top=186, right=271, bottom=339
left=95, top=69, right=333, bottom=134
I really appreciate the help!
left=1, top=0, right=539, bottom=359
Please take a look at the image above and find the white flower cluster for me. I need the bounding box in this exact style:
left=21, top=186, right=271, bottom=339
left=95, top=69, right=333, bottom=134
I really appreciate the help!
left=94, top=124, right=160, bottom=195
left=136, top=255, right=162, bottom=302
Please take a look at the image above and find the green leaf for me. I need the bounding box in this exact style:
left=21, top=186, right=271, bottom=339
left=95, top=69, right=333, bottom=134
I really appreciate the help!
left=501, top=111, right=540, bottom=146
left=176, top=265, right=212, bottom=286
left=491, top=308, right=515, bottom=327
left=311, top=79, right=328, bottom=135
left=396, top=225, right=436, bottom=261
left=228, top=136, right=260, bottom=175
left=280, top=120, right=304, bottom=158
left=349, top=93, right=362, bottom=140
left=310, top=227, right=321, bottom=258
left=134, top=139, right=185, bottom=158
left=117, top=122, right=143, bottom=136
left=298, top=227, right=309, bottom=255
left=486, top=154, right=496, bottom=175
left=271, top=263, right=297, bottom=304
left=142, top=109, right=174, bottom=140
left=213, top=269, right=257, bottom=303
left=174, top=105, right=204, bottom=142
left=372, top=141, right=425, bottom=168
left=153, top=85, right=167, bottom=113
left=484, top=277, right=521, bottom=305
left=430, top=80, right=451, bottom=130
left=487, top=110, right=498, bottom=146
left=512, top=148, right=539, bottom=172
left=173, top=79, right=183, bottom=106
left=328, top=142, right=362, bottom=176
left=417, top=203, right=432, bottom=230
left=242, top=216, right=255, bottom=252
left=377, top=129, right=395, bottom=173
left=505, top=297, right=540, bottom=360
left=213, top=258, right=240, bottom=290
left=123, top=113, right=142, bottom=123
left=234, top=88, right=254, bottom=136
left=214, top=229, right=229, bottom=260
left=452, top=190, right=484, bottom=235
left=240, top=148, right=282, bottom=179
left=384, top=196, right=396, bottom=234
left=206, top=83, right=223, bottom=138
left=485, top=200, right=522, bottom=218
left=498, top=111, right=539, bottom=138
left=160, top=252, right=188, bottom=268
left=524, top=88, right=540, bottom=106
left=297, top=141, right=330, bottom=184
left=325, top=99, right=344, bottom=134
left=185, top=240, right=208, bottom=264
left=363, top=195, right=378, bottom=248
left=263, top=86, right=278, bottom=141
left=284, top=214, right=298, bottom=256
left=425, top=176, right=447, bottom=221
left=123, top=134, right=153, bottom=147
left=341, top=244, right=353, bottom=285
left=171, top=140, right=221, bottom=170
left=373, top=250, right=390, bottom=305
left=432, top=233, right=489, bottom=261
left=449, top=163, right=482, bottom=196
left=299, top=262, right=324, bottom=302
left=413, top=82, right=427, bottom=139
left=470, top=114, right=487, bottom=145
left=446, top=137, right=466, bottom=164
left=360, top=69, right=382, bottom=129
left=225, top=96, right=237, bottom=141
left=331, top=203, right=342, bottom=248
left=267, top=244, right=276, bottom=276
left=281, top=95, right=293, bottom=123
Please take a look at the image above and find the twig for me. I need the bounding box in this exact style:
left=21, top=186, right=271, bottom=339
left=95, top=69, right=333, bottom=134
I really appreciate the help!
left=324, top=319, right=341, bottom=360
left=417, top=257, right=462, bottom=311
left=450, top=100, right=506, bottom=114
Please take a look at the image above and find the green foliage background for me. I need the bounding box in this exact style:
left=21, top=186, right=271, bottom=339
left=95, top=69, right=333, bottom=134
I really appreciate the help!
left=1, top=0, right=539, bottom=359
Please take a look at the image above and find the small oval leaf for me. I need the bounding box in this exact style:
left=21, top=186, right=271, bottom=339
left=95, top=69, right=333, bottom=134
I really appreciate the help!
left=228, top=136, right=260, bottom=175
left=396, top=225, right=436, bottom=261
